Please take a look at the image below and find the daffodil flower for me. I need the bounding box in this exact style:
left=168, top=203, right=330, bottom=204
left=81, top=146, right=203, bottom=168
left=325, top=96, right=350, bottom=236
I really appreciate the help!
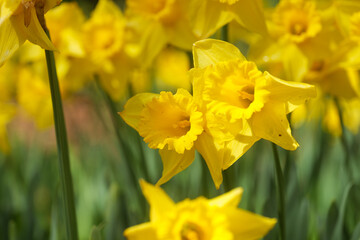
left=120, top=89, right=206, bottom=186
left=190, top=39, right=316, bottom=170
left=190, top=0, right=268, bottom=38
left=0, top=0, right=60, bottom=66
left=125, top=0, right=268, bottom=67
left=124, top=180, right=277, bottom=240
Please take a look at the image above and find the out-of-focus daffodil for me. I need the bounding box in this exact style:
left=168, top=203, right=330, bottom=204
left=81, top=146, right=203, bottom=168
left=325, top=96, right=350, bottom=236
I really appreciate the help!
left=125, top=0, right=268, bottom=67
left=0, top=0, right=61, bottom=66
left=155, top=47, right=191, bottom=91
left=17, top=66, right=53, bottom=128
left=120, top=89, right=205, bottom=186
left=190, top=0, right=267, bottom=38
left=124, top=180, right=277, bottom=240
left=190, top=39, right=316, bottom=170
left=45, top=2, right=91, bottom=95
left=83, top=0, right=139, bottom=101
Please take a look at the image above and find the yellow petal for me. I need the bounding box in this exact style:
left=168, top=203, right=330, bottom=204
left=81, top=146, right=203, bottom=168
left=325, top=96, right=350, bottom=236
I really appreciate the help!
left=10, top=8, right=56, bottom=51
left=187, top=0, right=233, bottom=39
left=0, top=0, right=20, bottom=25
left=192, top=39, right=246, bottom=69
left=231, top=0, right=268, bottom=36
left=221, top=134, right=259, bottom=170
left=125, top=16, right=167, bottom=67
left=155, top=47, right=191, bottom=91
left=263, top=72, right=317, bottom=113
left=318, top=68, right=359, bottom=99
left=44, top=0, right=62, bottom=13
left=156, top=148, right=195, bottom=186
left=92, top=0, right=122, bottom=19
left=0, top=18, right=25, bottom=66
left=209, top=187, right=243, bottom=207
left=282, top=44, right=308, bottom=82
left=167, top=17, right=198, bottom=50
left=139, top=180, right=175, bottom=222
left=119, top=93, right=158, bottom=131
left=251, top=101, right=299, bottom=150
left=123, top=222, right=157, bottom=240
left=195, top=132, right=224, bottom=189
left=225, top=208, right=277, bottom=239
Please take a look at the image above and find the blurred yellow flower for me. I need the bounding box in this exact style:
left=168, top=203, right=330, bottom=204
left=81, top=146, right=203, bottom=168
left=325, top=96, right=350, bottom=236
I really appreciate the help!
left=120, top=89, right=204, bottom=186
left=17, top=66, right=53, bottom=128
left=155, top=47, right=191, bottom=91
left=190, top=0, right=267, bottom=38
left=190, top=39, right=316, bottom=169
left=0, top=0, right=60, bottom=66
left=270, top=0, right=321, bottom=43
left=45, top=2, right=91, bottom=95
left=125, top=0, right=267, bottom=67
left=124, top=180, right=277, bottom=240
left=83, top=0, right=139, bottom=101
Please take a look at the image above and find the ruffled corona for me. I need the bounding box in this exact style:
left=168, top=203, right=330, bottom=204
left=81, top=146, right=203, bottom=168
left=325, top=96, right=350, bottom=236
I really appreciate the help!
left=137, top=90, right=203, bottom=154
left=271, top=0, right=322, bottom=43
left=201, top=59, right=268, bottom=121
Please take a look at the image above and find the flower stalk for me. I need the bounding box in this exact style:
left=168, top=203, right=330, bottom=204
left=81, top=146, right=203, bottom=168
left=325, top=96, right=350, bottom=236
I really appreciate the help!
left=272, top=143, right=286, bottom=240
left=44, top=29, right=78, bottom=240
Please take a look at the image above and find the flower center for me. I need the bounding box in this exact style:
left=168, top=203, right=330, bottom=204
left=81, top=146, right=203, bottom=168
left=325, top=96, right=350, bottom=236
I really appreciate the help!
left=237, top=84, right=255, bottom=108
left=205, top=61, right=259, bottom=110
left=289, top=22, right=307, bottom=36
left=181, top=222, right=204, bottom=240
left=272, top=1, right=321, bottom=43
left=137, top=90, right=204, bottom=153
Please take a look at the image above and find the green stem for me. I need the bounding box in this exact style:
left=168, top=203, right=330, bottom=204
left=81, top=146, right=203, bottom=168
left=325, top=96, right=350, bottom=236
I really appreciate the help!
left=271, top=143, right=286, bottom=240
left=44, top=29, right=78, bottom=240
left=334, top=98, right=353, bottom=181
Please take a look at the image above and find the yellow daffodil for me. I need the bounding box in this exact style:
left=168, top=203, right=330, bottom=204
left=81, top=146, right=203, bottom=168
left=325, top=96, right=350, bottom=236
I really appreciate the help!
left=190, top=0, right=268, bottom=38
left=190, top=39, right=316, bottom=170
left=17, top=66, right=53, bottom=128
left=120, top=89, right=204, bottom=186
left=154, top=46, right=191, bottom=91
left=269, top=0, right=321, bottom=44
left=83, top=0, right=140, bottom=101
left=124, top=180, right=277, bottom=240
left=0, top=0, right=60, bottom=66
left=125, top=0, right=267, bottom=68
left=45, top=2, right=91, bottom=95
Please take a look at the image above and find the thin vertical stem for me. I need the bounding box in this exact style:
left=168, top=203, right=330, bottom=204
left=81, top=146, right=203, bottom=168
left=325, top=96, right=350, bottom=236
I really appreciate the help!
left=44, top=29, right=78, bottom=240
left=272, top=143, right=286, bottom=240
left=334, top=98, right=353, bottom=181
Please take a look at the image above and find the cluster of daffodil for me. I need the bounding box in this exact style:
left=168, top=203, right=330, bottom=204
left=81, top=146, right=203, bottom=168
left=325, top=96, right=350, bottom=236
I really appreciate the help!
left=1, top=0, right=360, bottom=239
left=230, top=0, right=360, bottom=136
